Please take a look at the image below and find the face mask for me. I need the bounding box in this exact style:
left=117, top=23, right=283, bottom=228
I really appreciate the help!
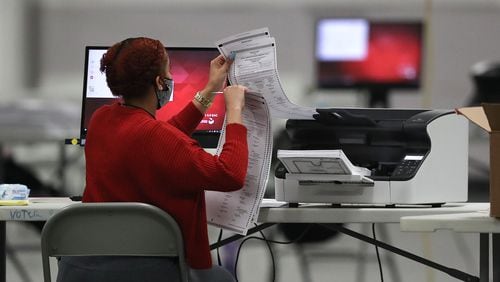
left=156, top=78, right=174, bottom=109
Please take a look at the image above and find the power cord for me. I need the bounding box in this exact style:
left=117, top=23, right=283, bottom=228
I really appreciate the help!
left=227, top=223, right=384, bottom=282
left=257, top=228, right=276, bottom=282
left=372, top=223, right=384, bottom=282
left=233, top=224, right=313, bottom=282
left=217, top=229, right=223, bottom=266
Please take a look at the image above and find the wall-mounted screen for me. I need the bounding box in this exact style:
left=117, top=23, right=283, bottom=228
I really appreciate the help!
left=315, top=18, right=424, bottom=106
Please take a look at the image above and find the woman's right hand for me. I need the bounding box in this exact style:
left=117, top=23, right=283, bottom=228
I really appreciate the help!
left=223, top=85, right=247, bottom=124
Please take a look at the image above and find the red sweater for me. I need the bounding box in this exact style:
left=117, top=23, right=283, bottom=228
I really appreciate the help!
left=83, top=102, right=248, bottom=269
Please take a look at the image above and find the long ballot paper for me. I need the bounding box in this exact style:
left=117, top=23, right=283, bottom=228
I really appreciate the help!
left=205, top=92, right=272, bottom=234
left=215, top=28, right=316, bottom=120
left=205, top=28, right=317, bottom=234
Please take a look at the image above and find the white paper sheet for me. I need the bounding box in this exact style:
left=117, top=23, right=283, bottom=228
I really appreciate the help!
left=205, top=92, right=272, bottom=234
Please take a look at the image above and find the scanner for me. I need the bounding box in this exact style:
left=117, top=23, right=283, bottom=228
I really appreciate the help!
left=275, top=108, right=469, bottom=206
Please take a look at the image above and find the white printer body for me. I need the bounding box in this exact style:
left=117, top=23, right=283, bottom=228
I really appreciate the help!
left=274, top=108, right=469, bottom=206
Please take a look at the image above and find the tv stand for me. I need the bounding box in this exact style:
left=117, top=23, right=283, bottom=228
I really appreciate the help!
left=368, top=87, right=389, bottom=108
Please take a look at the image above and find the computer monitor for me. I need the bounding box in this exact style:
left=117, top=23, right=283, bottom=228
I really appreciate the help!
left=80, top=46, right=224, bottom=147
left=315, top=18, right=424, bottom=107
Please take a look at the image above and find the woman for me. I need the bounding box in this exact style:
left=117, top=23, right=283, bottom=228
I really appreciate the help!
left=57, top=37, right=248, bottom=282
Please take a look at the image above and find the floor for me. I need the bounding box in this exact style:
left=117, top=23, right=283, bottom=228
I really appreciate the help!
left=5, top=219, right=484, bottom=282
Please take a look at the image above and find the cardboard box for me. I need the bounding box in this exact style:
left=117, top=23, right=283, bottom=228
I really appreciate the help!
left=457, top=104, right=500, bottom=217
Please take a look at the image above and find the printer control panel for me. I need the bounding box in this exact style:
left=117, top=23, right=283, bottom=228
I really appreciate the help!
left=392, top=155, right=424, bottom=178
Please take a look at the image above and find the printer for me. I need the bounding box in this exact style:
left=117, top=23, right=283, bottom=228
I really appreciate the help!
left=275, top=108, right=469, bottom=206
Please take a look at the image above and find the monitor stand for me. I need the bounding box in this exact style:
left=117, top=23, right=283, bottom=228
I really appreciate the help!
left=368, top=87, right=389, bottom=108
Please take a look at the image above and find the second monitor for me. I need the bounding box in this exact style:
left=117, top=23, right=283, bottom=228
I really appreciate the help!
left=315, top=18, right=424, bottom=107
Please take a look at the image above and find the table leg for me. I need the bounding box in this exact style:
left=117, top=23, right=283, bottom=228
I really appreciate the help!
left=0, top=145, right=5, bottom=282
left=325, top=224, right=480, bottom=282
left=480, top=233, right=489, bottom=282
left=493, top=233, right=500, bottom=282
left=210, top=223, right=275, bottom=250
left=0, top=221, right=5, bottom=282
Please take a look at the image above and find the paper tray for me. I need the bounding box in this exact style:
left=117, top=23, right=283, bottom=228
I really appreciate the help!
left=286, top=173, right=374, bottom=186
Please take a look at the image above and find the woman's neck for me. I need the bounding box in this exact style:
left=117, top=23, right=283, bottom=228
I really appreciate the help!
left=122, top=91, right=157, bottom=117
left=123, top=99, right=156, bottom=117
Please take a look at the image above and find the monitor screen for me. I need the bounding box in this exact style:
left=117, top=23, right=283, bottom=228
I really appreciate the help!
left=316, top=18, right=424, bottom=90
left=80, top=47, right=224, bottom=147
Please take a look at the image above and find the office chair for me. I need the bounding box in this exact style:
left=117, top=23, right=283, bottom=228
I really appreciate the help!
left=41, top=202, right=188, bottom=282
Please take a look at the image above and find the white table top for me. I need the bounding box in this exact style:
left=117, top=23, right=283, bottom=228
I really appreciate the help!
left=0, top=199, right=491, bottom=226
left=401, top=208, right=500, bottom=234
left=0, top=198, right=76, bottom=221
left=257, top=202, right=490, bottom=224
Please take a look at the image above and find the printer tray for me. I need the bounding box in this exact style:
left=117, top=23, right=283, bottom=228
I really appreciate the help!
left=286, top=173, right=374, bottom=186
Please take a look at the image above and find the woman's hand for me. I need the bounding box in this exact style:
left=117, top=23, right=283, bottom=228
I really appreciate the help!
left=194, top=55, right=232, bottom=113
left=204, top=55, right=232, bottom=93
left=223, top=85, right=247, bottom=125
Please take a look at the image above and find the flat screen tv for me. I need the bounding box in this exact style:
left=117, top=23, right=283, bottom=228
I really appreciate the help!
left=315, top=18, right=424, bottom=107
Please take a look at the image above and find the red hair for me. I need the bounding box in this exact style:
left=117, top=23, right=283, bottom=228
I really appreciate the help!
left=100, top=37, right=167, bottom=98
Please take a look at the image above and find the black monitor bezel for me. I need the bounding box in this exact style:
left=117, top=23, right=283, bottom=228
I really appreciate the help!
left=79, top=46, right=223, bottom=147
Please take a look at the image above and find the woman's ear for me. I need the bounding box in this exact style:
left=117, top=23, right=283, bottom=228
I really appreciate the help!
left=155, top=75, right=163, bottom=90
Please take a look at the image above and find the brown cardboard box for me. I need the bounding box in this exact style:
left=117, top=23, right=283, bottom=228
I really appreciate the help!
left=457, top=104, right=500, bottom=217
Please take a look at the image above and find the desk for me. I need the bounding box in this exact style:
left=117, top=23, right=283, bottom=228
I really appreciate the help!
left=0, top=98, right=79, bottom=143
left=401, top=210, right=500, bottom=282
left=0, top=97, right=81, bottom=195
left=0, top=199, right=75, bottom=282
left=257, top=202, right=489, bottom=224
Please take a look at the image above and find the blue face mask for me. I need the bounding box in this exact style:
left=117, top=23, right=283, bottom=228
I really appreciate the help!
left=156, top=78, right=174, bottom=109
